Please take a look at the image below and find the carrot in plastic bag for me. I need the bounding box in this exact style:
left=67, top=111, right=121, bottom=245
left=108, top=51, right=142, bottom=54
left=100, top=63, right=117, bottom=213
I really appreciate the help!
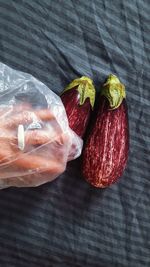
left=0, top=62, right=83, bottom=189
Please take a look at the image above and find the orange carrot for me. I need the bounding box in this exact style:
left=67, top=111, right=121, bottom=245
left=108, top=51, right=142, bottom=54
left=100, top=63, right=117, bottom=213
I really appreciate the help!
left=25, top=130, right=65, bottom=146
left=14, top=155, right=63, bottom=173
left=0, top=143, right=64, bottom=174
left=2, top=109, right=54, bottom=128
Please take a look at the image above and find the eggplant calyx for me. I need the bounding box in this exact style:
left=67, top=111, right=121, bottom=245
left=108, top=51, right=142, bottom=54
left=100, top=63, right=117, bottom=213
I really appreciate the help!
left=64, top=76, right=96, bottom=109
left=102, top=74, right=126, bottom=109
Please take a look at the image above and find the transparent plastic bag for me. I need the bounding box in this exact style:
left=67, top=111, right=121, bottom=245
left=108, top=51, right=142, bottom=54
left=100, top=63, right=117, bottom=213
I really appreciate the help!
left=0, top=63, right=83, bottom=189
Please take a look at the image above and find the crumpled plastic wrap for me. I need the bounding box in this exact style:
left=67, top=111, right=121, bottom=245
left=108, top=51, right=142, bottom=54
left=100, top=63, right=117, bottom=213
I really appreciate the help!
left=0, top=62, right=83, bottom=189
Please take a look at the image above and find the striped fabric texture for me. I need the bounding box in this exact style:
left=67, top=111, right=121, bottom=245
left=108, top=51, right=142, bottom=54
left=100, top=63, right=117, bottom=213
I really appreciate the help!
left=0, top=0, right=149, bottom=266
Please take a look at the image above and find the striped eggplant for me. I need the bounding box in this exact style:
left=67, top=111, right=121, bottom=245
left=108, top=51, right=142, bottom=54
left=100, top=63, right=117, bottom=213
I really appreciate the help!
left=61, top=77, right=96, bottom=138
left=82, top=74, right=129, bottom=188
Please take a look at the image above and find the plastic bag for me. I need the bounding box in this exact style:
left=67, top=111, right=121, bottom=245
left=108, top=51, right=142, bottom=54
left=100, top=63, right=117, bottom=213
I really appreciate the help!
left=0, top=62, right=83, bottom=189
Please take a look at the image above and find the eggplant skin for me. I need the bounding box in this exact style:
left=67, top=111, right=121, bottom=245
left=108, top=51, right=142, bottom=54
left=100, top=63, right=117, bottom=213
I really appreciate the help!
left=61, top=88, right=91, bottom=138
left=61, top=76, right=96, bottom=138
left=82, top=96, right=129, bottom=188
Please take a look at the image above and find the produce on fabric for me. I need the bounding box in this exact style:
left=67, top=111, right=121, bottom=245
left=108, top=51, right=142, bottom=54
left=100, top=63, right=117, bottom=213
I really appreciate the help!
left=61, top=76, right=96, bottom=138
left=0, top=62, right=84, bottom=189
left=82, top=74, right=129, bottom=188
left=0, top=104, right=66, bottom=171
left=0, top=103, right=83, bottom=188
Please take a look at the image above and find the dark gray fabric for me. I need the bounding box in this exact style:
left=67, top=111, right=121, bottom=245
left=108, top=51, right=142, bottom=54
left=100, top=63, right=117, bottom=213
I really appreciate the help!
left=0, top=0, right=149, bottom=266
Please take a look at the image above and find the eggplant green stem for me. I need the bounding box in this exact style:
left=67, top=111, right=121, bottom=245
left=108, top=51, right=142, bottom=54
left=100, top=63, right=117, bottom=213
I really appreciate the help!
left=63, top=76, right=96, bottom=109
left=101, top=74, right=126, bottom=109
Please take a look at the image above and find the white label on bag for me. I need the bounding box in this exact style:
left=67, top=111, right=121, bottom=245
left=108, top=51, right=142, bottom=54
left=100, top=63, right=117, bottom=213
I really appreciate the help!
left=18, top=124, right=25, bottom=151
